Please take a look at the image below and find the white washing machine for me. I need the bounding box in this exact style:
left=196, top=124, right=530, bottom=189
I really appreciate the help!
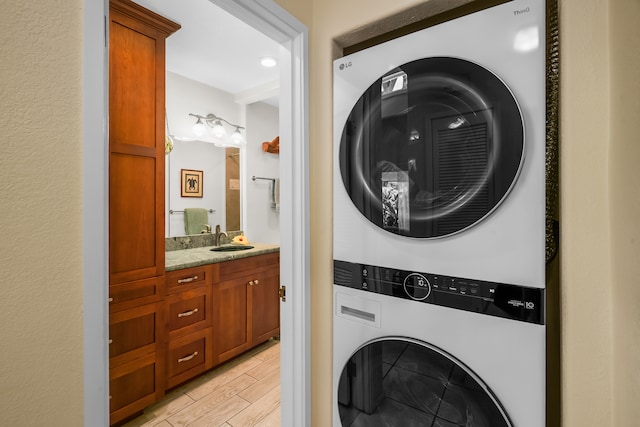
left=333, top=0, right=547, bottom=425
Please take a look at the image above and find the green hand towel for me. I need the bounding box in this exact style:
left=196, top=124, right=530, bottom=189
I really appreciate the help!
left=184, top=208, right=209, bottom=235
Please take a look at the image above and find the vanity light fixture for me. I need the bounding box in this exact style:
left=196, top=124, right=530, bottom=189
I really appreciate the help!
left=188, top=113, right=246, bottom=146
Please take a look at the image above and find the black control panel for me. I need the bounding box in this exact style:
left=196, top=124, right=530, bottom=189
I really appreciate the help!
left=334, top=259, right=544, bottom=325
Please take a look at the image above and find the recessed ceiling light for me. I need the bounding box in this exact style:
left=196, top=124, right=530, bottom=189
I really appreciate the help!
left=260, top=56, right=278, bottom=68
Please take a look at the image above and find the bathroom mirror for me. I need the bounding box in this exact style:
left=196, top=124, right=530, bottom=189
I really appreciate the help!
left=166, top=142, right=241, bottom=237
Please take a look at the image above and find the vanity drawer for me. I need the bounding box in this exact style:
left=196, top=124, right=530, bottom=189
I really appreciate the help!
left=109, top=276, right=163, bottom=312
left=109, top=302, right=161, bottom=367
left=166, top=265, right=210, bottom=294
left=165, top=286, right=212, bottom=340
left=165, top=328, right=213, bottom=389
left=219, top=252, right=279, bottom=281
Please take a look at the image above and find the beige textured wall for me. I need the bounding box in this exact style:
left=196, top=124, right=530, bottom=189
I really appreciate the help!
left=559, top=0, right=615, bottom=425
left=609, top=0, right=640, bottom=425
left=0, top=1, right=84, bottom=426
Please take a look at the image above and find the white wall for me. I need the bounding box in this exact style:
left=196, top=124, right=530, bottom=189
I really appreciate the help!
left=165, top=72, right=237, bottom=236
left=166, top=72, right=280, bottom=239
left=244, top=101, right=281, bottom=244
left=166, top=140, right=227, bottom=236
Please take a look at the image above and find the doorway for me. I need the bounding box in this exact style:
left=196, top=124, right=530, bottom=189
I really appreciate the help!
left=82, top=1, right=309, bottom=425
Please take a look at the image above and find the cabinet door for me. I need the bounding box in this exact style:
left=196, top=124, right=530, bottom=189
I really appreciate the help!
left=109, top=353, right=159, bottom=425
left=109, top=302, right=161, bottom=368
left=109, top=0, right=179, bottom=285
left=212, top=277, right=250, bottom=364
left=250, top=268, right=280, bottom=345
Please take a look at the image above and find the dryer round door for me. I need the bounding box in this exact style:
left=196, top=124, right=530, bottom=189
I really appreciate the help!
left=338, top=57, right=524, bottom=238
left=337, top=338, right=512, bottom=426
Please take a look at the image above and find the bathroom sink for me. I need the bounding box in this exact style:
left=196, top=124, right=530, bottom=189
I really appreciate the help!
left=210, top=245, right=255, bottom=252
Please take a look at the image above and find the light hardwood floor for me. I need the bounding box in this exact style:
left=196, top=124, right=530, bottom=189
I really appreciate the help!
left=123, top=340, right=281, bottom=427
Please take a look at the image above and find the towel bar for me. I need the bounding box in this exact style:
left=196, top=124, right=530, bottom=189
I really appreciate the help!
left=252, top=176, right=276, bottom=182
left=169, top=209, right=215, bottom=215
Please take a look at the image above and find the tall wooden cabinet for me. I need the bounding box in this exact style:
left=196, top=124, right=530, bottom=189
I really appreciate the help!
left=108, top=1, right=179, bottom=424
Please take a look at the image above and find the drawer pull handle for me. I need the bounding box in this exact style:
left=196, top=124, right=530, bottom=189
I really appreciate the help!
left=178, top=351, right=198, bottom=363
left=177, top=308, right=199, bottom=318
left=177, top=275, right=199, bottom=284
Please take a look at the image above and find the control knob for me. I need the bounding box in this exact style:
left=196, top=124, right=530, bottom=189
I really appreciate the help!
left=403, top=273, right=431, bottom=300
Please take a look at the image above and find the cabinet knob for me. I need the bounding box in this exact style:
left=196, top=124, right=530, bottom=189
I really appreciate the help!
left=248, top=280, right=254, bottom=286
left=108, top=339, right=113, bottom=345
left=254, top=280, right=259, bottom=285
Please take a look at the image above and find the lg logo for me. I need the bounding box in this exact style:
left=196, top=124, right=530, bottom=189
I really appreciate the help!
left=525, top=301, right=535, bottom=310
left=339, top=61, right=352, bottom=70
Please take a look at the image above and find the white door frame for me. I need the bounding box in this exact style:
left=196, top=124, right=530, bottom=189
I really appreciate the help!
left=82, top=1, right=310, bottom=425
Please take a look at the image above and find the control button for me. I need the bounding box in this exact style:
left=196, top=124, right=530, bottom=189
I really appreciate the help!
left=362, top=281, right=368, bottom=290
left=482, top=282, right=499, bottom=299
left=403, top=273, right=431, bottom=300
left=456, top=279, right=468, bottom=295
left=447, top=277, right=458, bottom=293
left=362, top=268, right=368, bottom=277
left=469, top=283, right=480, bottom=296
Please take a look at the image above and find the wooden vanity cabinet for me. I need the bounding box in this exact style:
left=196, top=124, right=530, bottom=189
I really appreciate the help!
left=108, top=0, right=179, bottom=424
left=164, top=266, right=215, bottom=389
left=213, top=253, right=281, bottom=364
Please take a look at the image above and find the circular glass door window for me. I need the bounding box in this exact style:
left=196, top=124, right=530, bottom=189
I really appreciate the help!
left=338, top=57, right=524, bottom=238
left=337, top=338, right=512, bottom=426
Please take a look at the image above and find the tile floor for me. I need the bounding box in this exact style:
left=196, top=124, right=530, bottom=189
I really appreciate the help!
left=123, top=339, right=280, bottom=427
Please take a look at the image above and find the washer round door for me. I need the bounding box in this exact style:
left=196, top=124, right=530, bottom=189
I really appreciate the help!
left=337, top=338, right=512, bottom=427
left=338, top=57, right=524, bottom=238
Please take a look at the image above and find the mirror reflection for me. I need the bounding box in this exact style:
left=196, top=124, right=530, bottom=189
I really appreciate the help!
left=165, top=71, right=281, bottom=243
left=156, top=0, right=282, bottom=243
left=166, top=141, right=240, bottom=237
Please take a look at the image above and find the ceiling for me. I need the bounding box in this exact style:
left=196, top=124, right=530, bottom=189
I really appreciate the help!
left=131, top=0, right=281, bottom=103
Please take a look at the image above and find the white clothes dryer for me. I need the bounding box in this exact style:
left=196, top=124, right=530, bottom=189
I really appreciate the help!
left=333, top=0, right=546, bottom=288
left=333, top=0, right=547, bottom=426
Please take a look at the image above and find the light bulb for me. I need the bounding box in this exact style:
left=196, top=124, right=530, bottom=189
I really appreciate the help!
left=231, top=128, right=244, bottom=145
left=192, top=118, right=206, bottom=137
left=212, top=120, right=226, bottom=138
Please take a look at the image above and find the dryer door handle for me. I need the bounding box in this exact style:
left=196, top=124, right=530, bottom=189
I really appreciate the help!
left=340, top=305, right=376, bottom=323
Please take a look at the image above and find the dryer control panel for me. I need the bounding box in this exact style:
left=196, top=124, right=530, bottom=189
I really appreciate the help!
left=334, top=259, right=544, bottom=324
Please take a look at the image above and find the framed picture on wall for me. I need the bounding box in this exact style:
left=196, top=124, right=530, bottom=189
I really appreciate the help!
left=181, top=169, right=203, bottom=197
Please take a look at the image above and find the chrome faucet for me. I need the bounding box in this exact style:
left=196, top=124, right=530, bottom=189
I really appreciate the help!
left=214, top=224, right=227, bottom=246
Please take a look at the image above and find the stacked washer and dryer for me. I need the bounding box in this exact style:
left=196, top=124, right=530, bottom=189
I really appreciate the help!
left=333, top=1, right=547, bottom=426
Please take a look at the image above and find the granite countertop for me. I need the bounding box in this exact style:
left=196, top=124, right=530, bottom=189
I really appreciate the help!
left=165, top=243, right=280, bottom=271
